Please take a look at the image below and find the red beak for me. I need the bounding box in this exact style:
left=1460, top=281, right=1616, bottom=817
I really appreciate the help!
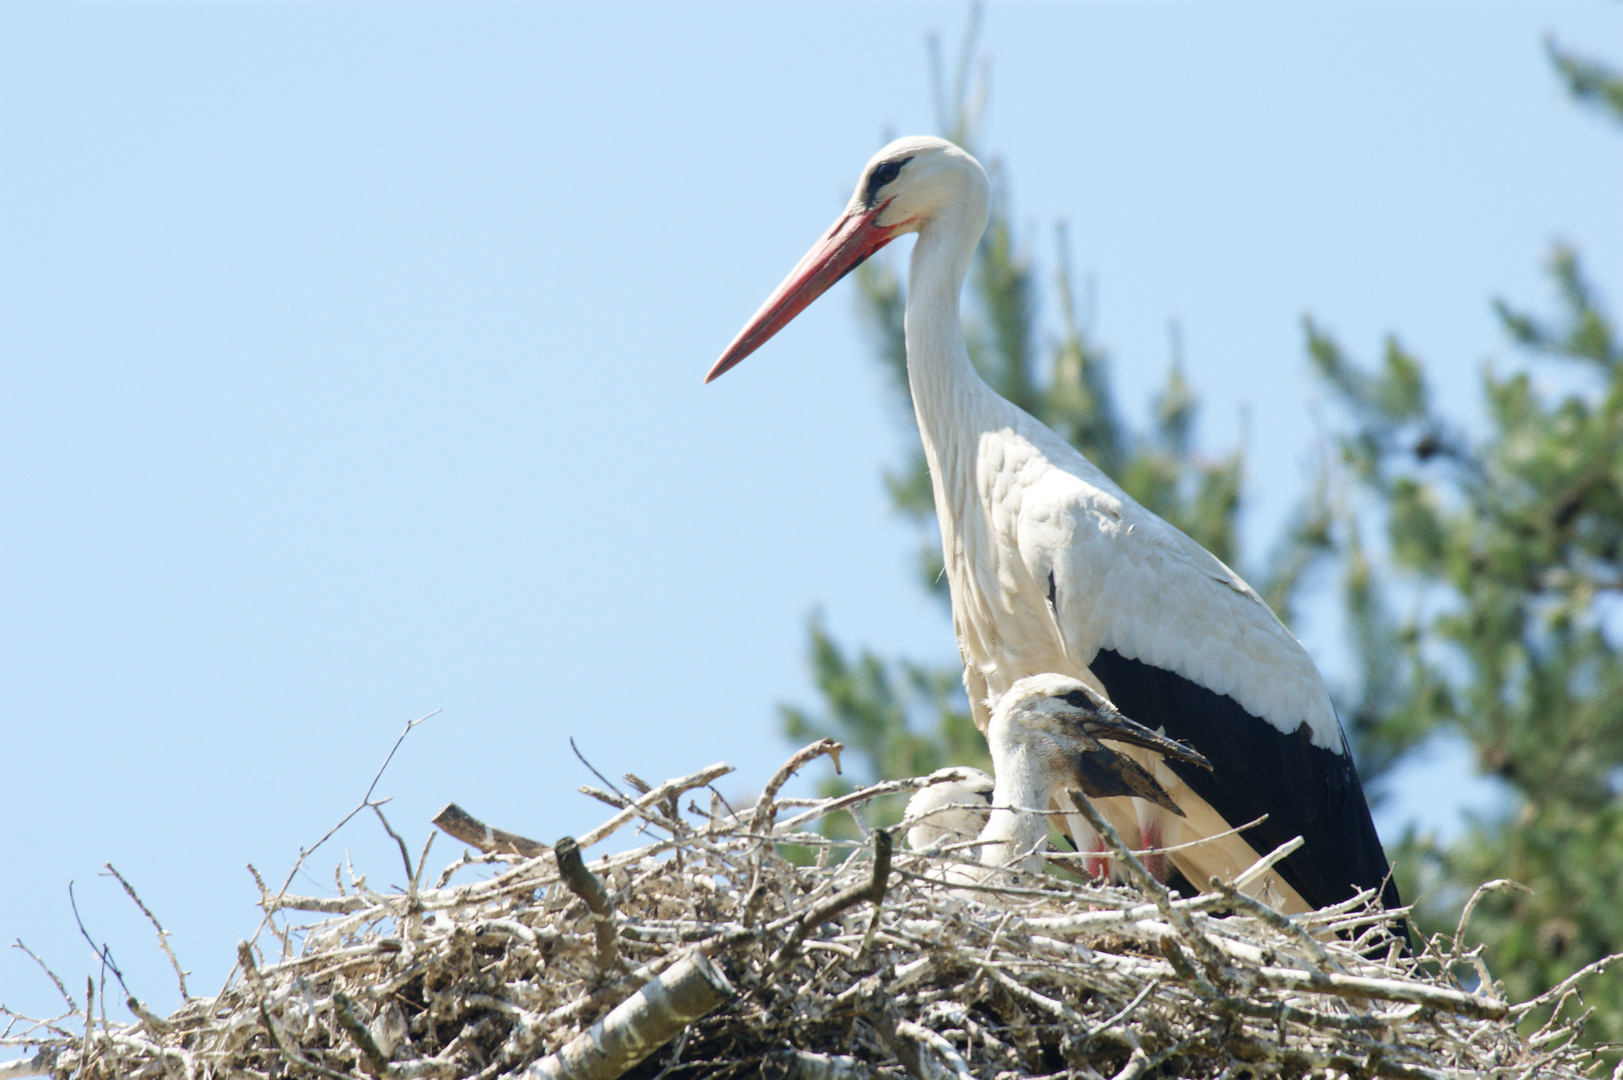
left=705, top=204, right=900, bottom=383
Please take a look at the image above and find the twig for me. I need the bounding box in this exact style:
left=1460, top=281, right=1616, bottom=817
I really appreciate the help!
left=221, top=708, right=440, bottom=1001
left=1044, top=815, right=1269, bottom=864
left=10, top=941, right=76, bottom=1015
left=79, top=979, right=92, bottom=1080
left=776, top=776, right=953, bottom=835
left=372, top=802, right=417, bottom=883
left=750, top=739, right=843, bottom=835
left=1231, top=836, right=1305, bottom=894
left=1251, top=965, right=1509, bottom=1019
left=334, top=991, right=390, bottom=1076
left=895, top=1019, right=974, bottom=1080
left=576, top=764, right=734, bottom=850
left=413, top=831, right=437, bottom=893
left=267, top=893, right=371, bottom=914
left=1209, top=877, right=1341, bottom=974
left=771, top=830, right=892, bottom=969
left=1452, top=879, right=1530, bottom=968
left=1083, top=980, right=1159, bottom=1043
left=760, top=1049, right=878, bottom=1080
left=293, top=709, right=440, bottom=881
left=554, top=837, right=621, bottom=973
left=66, top=883, right=134, bottom=1005
left=1508, top=953, right=1621, bottom=1019
left=101, top=864, right=188, bottom=1001
left=1063, top=795, right=1222, bottom=974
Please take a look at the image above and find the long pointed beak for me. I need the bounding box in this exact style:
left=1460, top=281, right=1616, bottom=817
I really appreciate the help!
left=705, top=204, right=899, bottom=383
left=1073, top=748, right=1186, bottom=815
left=1056, top=702, right=1212, bottom=817
left=1084, top=708, right=1213, bottom=773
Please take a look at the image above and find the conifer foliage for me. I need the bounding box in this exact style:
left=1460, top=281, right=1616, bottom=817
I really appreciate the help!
left=1305, top=37, right=1623, bottom=1045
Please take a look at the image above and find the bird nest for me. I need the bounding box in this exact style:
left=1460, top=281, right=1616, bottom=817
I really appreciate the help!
left=2, top=740, right=1611, bottom=1080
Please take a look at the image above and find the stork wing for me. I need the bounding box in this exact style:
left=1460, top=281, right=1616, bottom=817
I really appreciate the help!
left=1018, top=466, right=1398, bottom=915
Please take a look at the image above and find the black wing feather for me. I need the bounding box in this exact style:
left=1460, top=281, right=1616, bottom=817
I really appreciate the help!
left=1089, top=648, right=1402, bottom=919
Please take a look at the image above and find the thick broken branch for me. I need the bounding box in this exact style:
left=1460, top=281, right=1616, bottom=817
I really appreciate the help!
left=555, top=837, right=620, bottom=973
left=432, top=803, right=550, bottom=860
left=519, top=952, right=735, bottom=1080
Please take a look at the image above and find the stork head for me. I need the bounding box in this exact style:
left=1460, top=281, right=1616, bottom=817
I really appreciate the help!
left=991, top=674, right=1213, bottom=816
left=705, top=136, right=988, bottom=383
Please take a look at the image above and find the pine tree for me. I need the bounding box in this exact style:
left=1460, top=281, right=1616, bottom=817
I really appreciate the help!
left=1305, top=35, right=1623, bottom=1045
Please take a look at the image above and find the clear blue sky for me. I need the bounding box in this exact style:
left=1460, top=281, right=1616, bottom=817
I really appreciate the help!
left=2, top=2, right=1619, bottom=1035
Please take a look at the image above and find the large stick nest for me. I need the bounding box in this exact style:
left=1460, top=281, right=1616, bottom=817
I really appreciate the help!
left=2, top=742, right=1611, bottom=1080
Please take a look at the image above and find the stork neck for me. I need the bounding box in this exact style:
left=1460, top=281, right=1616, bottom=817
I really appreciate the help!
left=976, top=745, right=1052, bottom=874
left=904, top=206, right=994, bottom=453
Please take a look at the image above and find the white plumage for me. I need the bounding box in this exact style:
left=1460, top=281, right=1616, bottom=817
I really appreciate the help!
left=709, top=136, right=1398, bottom=921
left=902, top=766, right=994, bottom=855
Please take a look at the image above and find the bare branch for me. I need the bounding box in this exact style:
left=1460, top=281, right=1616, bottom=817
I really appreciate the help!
left=554, top=836, right=621, bottom=974
left=750, top=739, right=843, bottom=835
left=431, top=803, right=549, bottom=860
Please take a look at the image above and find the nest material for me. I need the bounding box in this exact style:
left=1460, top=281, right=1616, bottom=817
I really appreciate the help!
left=1, top=741, right=1609, bottom=1080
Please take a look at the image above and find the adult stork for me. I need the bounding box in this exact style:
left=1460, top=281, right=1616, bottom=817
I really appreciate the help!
left=706, top=135, right=1401, bottom=921
left=907, top=674, right=1212, bottom=879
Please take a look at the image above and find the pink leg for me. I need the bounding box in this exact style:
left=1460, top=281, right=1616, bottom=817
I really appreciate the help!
left=1086, top=837, right=1110, bottom=882
left=1140, top=823, right=1166, bottom=884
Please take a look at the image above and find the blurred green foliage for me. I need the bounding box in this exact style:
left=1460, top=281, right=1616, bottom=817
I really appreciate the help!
left=1302, top=38, right=1623, bottom=1049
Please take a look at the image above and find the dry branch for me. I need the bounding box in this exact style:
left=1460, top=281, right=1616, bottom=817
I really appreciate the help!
left=432, top=803, right=549, bottom=860
left=750, top=738, right=842, bottom=835
left=555, top=836, right=621, bottom=973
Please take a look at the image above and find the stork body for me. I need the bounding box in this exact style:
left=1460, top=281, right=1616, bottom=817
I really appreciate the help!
left=709, top=136, right=1399, bottom=919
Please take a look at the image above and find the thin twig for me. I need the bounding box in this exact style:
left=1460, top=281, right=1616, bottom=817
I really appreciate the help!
left=101, top=864, right=188, bottom=1001
left=220, top=708, right=440, bottom=1001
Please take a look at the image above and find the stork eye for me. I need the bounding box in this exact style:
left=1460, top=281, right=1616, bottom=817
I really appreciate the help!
left=1063, top=690, right=1093, bottom=709
left=864, top=157, right=912, bottom=205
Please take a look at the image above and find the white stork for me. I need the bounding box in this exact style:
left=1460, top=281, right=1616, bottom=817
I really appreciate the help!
left=906, top=674, right=1211, bottom=879
left=707, top=136, right=1400, bottom=920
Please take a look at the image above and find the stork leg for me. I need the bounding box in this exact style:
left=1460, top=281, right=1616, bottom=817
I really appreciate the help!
left=1139, top=821, right=1166, bottom=884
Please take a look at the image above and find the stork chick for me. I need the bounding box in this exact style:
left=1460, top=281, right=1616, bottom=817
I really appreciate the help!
left=907, top=674, right=1210, bottom=879
left=903, top=766, right=994, bottom=854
